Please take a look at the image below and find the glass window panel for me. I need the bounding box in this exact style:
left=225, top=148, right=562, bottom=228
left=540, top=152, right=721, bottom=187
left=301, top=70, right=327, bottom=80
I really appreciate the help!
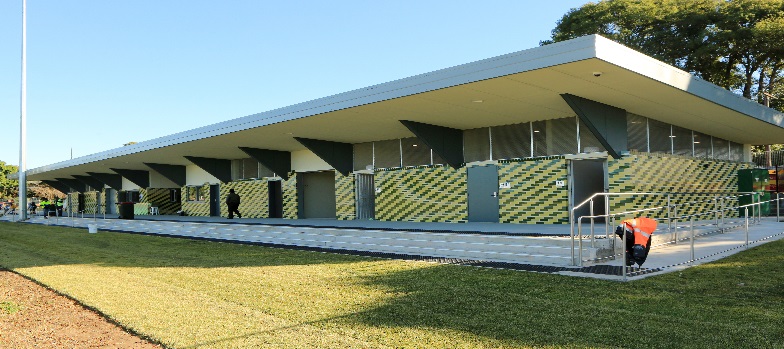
left=353, top=142, right=373, bottom=171
left=627, top=113, right=647, bottom=152
left=548, top=117, right=577, bottom=155
left=532, top=120, right=548, bottom=157
left=693, top=132, right=711, bottom=159
left=648, top=118, right=671, bottom=154
left=401, top=137, right=431, bottom=166
left=492, top=122, right=531, bottom=160
left=672, top=125, right=692, bottom=156
left=580, top=119, right=605, bottom=153
left=242, top=158, right=259, bottom=179
left=463, top=127, right=490, bottom=163
left=374, top=139, right=401, bottom=169
left=713, top=137, right=729, bottom=160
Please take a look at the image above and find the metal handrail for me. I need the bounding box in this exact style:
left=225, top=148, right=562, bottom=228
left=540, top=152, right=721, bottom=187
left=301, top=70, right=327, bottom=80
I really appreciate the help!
left=572, top=193, right=780, bottom=281
left=569, top=191, right=761, bottom=265
left=569, top=191, right=758, bottom=266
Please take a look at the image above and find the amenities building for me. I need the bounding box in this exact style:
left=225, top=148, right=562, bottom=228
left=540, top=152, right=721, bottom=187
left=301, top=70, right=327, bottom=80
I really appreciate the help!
left=22, top=35, right=784, bottom=224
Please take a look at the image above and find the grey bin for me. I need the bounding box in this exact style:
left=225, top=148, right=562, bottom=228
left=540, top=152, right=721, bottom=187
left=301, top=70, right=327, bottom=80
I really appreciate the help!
left=119, top=202, right=135, bottom=219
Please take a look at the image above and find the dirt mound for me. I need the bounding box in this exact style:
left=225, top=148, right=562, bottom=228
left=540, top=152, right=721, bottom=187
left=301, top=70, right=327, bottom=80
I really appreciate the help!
left=0, top=270, right=164, bottom=348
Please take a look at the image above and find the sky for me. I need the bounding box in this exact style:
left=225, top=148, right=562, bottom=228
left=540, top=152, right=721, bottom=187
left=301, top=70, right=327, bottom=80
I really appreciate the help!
left=0, top=0, right=589, bottom=170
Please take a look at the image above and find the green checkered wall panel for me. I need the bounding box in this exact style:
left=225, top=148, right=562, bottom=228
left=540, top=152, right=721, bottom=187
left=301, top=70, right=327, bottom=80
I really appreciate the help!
left=144, top=188, right=181, bottom=215
left=608, top=153, right=751, bottom=219
left=97, top=189, right=105, bottom=214
left=498, top=157, right=570, bottom=224
left=220, top=180, right=269, bottom=218
left=375, top=165, right=467, bottom=223
left=181, top=184, right=211, bottom=217
left=83, top=191, right=99, bottom=214
left=283, top=173, right=298, bottom=219
left=336, top=172, right=355, bottom=220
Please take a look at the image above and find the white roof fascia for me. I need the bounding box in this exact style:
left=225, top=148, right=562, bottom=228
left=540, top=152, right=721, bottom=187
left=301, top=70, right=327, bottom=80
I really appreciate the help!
left=593, top=35, right=784, bottom=128
left=25, top=35, right=601, bottom=177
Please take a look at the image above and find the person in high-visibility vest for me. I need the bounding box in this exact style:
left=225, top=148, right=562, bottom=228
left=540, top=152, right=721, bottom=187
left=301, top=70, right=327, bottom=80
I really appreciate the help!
left=615, top=217, right=657, bottom=267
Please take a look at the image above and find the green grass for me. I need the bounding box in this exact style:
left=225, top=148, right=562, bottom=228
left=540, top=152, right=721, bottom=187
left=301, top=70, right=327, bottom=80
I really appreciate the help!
left=0, top=221, right=782, bottom=348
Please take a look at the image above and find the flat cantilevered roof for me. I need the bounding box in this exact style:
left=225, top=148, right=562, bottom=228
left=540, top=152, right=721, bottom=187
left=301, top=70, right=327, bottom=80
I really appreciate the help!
left=22, top=34, right=784, bottom=181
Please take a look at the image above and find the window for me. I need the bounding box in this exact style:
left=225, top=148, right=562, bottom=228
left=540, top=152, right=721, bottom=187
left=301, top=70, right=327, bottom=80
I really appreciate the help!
left=117, top=190, right=141, bottom=203
left=186, top=186, right=206, bottom=202
left=169, top=188, right=181, bottom=203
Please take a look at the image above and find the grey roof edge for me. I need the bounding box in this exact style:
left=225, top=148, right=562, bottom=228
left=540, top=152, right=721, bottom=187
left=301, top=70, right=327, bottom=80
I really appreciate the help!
left=24, top=35, right=603, bottom=177
left=593, top=35, right=784, bottom=128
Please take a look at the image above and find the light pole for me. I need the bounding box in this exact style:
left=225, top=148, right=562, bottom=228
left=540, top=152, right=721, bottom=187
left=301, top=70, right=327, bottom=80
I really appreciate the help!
left=763, top=92, right=778, bottom=168
left=18, top=0, right=27, bottom=220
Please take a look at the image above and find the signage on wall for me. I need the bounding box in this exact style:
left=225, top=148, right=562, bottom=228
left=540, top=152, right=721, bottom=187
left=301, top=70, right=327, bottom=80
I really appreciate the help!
left=555, top=180, right=565, bottom=187
left=499, top=182, right=511, bottom=189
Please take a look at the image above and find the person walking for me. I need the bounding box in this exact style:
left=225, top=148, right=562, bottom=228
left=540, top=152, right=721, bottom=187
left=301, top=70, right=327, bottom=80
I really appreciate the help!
left=615, top=217, right=657, bottom=267
left=225, top=188, right=242, bottom=219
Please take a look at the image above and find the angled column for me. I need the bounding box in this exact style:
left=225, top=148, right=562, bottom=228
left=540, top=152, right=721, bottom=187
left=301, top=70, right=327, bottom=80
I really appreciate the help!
left=561, top=93, right=628, bottom=159
left=73, top=175, right=105, bottom=191
left=55, top=178, right=87, bottom=193
left=41, top=180, right=72, bottom=195
left=144, top=163, right=186, bottom=187
left=183, top=156, right=232, bottom=183
left=293, top=138, right=353, bottom=176
left=238, top=147, right=292, bottom=180
left=87, top=172, right=123, bottom=191
left=400, top=120, right=463, bottom=169
left=110, top=168, right=150, bottom=188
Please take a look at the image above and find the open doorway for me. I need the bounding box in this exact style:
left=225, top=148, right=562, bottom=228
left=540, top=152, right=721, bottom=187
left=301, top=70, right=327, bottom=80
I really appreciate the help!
left=570, top=158, right=607, bottom=222
left=268, top=180, right=283, bottom=218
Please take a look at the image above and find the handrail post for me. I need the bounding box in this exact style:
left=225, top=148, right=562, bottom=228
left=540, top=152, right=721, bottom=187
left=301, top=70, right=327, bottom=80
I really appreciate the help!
left=590, top=199, right=595, bottom=248
left=578, top=219, right=584, bottom=267
left=721, top=196, right=725, bottom=227
left=758, top=193, right=762, bottom=224
left=605, top=193, right=611, bottom=239
left=745, top=207, right=749, bottom=249
left=673, top=205, right=678, bottom=244
left=667, top=194, right=672, bottom=234
left=570, top=210, right=575, bottom=265
left=690, top=216, right=695, bottom=264
left=714, top=197, right=719, bottom=226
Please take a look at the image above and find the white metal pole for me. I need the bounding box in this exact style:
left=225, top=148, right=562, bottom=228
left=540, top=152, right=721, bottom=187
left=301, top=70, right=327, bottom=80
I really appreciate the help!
left=18, top=0, right=28, bottom=221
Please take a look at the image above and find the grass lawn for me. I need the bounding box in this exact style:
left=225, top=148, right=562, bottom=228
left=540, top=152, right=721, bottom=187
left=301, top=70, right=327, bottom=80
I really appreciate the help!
left=0, top=221, right=782, bottom=348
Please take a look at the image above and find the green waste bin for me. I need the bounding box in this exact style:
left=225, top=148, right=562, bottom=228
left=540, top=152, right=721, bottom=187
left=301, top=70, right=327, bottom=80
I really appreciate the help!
left=119, top=202, right=135, bottom=219
left=738, top=169, right=770, bottom=217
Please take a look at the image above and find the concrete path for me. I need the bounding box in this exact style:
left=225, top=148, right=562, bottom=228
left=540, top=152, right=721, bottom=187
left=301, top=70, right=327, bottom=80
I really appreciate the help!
left=3, top=213, right=783, bottom=281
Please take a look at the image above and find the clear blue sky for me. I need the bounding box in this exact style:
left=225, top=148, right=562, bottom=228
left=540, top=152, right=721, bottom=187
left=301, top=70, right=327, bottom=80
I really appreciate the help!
left=0, top=1, right=588, bottom=169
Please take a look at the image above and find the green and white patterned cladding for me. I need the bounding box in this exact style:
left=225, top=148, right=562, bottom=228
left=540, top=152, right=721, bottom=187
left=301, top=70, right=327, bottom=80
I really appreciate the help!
left=608, top=153, right=751, bottom=219
left=498, top=157, right=570, bottom=224
left=220, top=180, right=269, bottom=218
left=335, top=172, right=355, bottom=220
left=374, top=165, right=467, bottom=223
left=144, top=188, right=181, bottom=215
left=282, top=173, right=298, bottom=219
left=180, top=184, right=211, bottom=216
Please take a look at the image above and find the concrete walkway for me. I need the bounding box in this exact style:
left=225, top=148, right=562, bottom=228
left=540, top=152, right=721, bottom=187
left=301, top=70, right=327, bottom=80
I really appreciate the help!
left=566, top=217, right=784, bottom=280
left=3, top=213, right=783, bottom=281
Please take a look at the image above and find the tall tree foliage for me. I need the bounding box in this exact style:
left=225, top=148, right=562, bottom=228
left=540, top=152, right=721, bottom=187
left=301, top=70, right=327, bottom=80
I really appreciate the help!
left=0, top=161, right=19, bottom=200
left=543, top=0, right=784, bottom=109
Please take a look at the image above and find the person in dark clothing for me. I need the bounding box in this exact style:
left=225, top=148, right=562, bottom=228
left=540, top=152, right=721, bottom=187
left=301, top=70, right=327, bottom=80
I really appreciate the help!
left=225, top=189, right=241, bottom=219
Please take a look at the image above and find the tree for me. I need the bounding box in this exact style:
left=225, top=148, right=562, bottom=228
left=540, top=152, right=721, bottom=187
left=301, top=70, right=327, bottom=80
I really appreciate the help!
left=0, top=161, right=19, bottom=200
left=543, top=0, right=784, bottom=109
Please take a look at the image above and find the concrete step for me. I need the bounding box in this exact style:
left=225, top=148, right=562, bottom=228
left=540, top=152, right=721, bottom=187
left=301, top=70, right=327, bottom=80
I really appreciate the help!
left=25, top=217, right=611, bottom=267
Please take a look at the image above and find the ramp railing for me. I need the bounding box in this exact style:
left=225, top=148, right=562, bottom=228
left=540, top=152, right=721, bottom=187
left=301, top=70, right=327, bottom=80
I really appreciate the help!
left=570, top=191, right=780, bottom=280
